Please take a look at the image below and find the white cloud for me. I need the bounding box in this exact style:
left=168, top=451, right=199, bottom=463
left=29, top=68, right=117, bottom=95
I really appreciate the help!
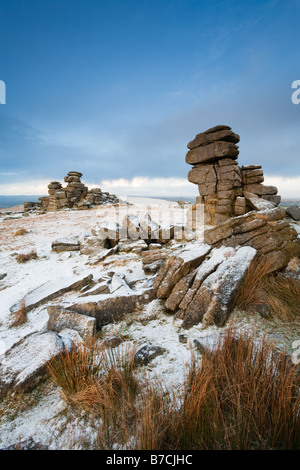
left=0, top=179, right=50, bottom=196
left=0, top=175, right=299, bottom=200
left=264, top=175, right=300, bottom=199
left=89, top=177, right=199, bottom=198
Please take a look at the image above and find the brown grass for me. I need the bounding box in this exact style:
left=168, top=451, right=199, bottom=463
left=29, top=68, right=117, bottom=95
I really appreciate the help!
left=234, top=257, right=275, bottom=311
left=10, top=299, right=28, bottom=327
left=262, top=274, right=300, bottom=321
left=14, top=228, right=29, bottom=236
left=47, top=330, right=300, bottom=450
left=16, top=250, right=37, bottom=263
left=235, top=256, right=300, bottom=322
left=135, top=329, right=300, bottom=450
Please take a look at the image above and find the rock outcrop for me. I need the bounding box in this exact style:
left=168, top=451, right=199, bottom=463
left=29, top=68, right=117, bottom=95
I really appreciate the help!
left=186, top=125, right=281, bottom=226
left=153, top=244, right=257, bottom=328
left=151, top=125, right=300, bottom=329
left=25, top=171, right=119, bottom=212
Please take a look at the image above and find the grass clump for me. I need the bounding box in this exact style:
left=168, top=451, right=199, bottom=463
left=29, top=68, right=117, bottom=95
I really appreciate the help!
left=135, top=329, right=300, bottom=450
left=10, top=299, right=28, bottom=327
left=16, top=250, right=37, bottom=263
left=235, top=256, right=300, bottom=322
left=234, top=257, right=274, bottom=311
left=14, top=228, right=29, bottom=236
left=47, top=330, right=300, bottom=450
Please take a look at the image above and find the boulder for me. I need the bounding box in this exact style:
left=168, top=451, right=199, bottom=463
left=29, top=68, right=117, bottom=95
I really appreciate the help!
left=187, top=128, right=240, bottom=150
left=47, top=305, right=96, bottom=339
left=286, top=205, right=300, bottom=221
left=244, top=191, right=276, bottom=211
left=153, top=244, right=211, bottom=298
left=0, top=331, right=67, bottom=399
left=186, top=141, right=239, bottom=165
left=52, top=236, right=80, bottom=252
left=181, top=246, right=257, bottom=328
left=68, top=290, right=156, bottom=329
left=134, top=344, right=167, bottom=366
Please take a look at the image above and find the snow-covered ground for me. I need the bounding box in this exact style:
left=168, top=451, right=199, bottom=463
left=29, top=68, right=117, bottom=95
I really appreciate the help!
left=0, top=198, right=299, bottom=450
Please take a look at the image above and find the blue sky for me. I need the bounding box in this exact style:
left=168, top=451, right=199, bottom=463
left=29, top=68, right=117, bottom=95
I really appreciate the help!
left=0, top=0, right=300, bottom=197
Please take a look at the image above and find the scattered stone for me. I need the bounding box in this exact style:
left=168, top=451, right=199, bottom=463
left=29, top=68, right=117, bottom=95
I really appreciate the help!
left=253, top=303, right=272, bottom=319
left=0, top=273, right=7, bottom=281
left=134, top=344, right=167, bottom=366
left=58, top=329, right=83, bottom=350
left=79, top=282, right=110, bottom=297
left=80, top=236, right=107, bottom=255
left=178, top=334, right=188, bottom=344
left=109, top=273, right=131, bottom=294
left=52, top=236, right=80, bottom=252
left=102, top=335, right=123, bottom=348
left=118, top=239, right=148, bottom=253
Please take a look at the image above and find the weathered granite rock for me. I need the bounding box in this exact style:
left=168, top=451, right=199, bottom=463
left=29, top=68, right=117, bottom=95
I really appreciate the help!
left=165, top=269, right=197, bottom=312
left=47, top=305, right=96, bottom=339
left=186, top=141, right=239, bottom=165
left=185, top=127, right=281, bottom=226
left=0, top=332, right=67, bottom=399
left=244, top=191, right=276, bottom=211
left=153, top=244, right=211, bottom=298
left=10, top=274, right=94, bottom=314
left=286, top=204, right=300, bottom=221
left=243, top=184, right=278, bottom=196
left=134, top=344, right=167, bottom=366
left=181, top=246, right=257, bottom=328
left=68, top=290, right=156, bottom=329
left=52, top=236, right=80, bottom=252
left=187, top=128, right=240, bottom=150
left=25, top=171, right=118, bottom=212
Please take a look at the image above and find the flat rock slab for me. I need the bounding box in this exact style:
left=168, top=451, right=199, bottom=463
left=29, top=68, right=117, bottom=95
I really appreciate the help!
left=52, top=236, right=80, bottom=252
left=10, top=275, right=93, bottom=314
left=244, top=191, right=276, bottom=211
left=186, top=141, right=239, bottom=165
left=47, top=305, right=96, bottom=339
left=0, top=331, right=66, bottom=399
left=68, top=289, right=156, bottom=329
left=187, top=128, right=240, bottom=150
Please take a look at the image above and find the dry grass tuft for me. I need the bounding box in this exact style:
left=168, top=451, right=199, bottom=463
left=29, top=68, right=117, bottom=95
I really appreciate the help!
left=135, top=329, right=300, bottom=450
left=47, top=330, right=300, bottom=450
left=262, top=274, right=300, bottom=321
left=14, top=228, right=29, bottom=236
left=235, top=256, right=300, bottom=322
left=10, top=299, right=28, bottom=327
left=16, top=250, right=37, bottom=263
left=235, top=257, right=274, bottom=311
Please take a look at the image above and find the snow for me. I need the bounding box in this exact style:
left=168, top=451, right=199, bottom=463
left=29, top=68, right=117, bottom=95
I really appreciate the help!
left=0, top=199, right=298, bottom=449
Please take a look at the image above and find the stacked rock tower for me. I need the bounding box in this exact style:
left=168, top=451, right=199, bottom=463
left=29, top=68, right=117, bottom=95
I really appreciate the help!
left=186, top=125, right=280, bottom=226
